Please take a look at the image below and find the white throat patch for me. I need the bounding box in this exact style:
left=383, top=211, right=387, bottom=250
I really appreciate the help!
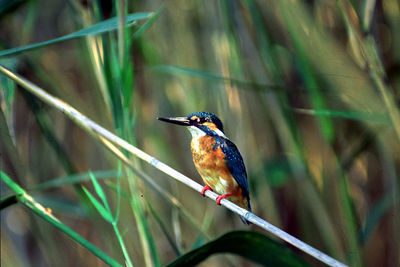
left=188, top=126, right=206, bottom=137
left=187, top=126, right=227, bottom=138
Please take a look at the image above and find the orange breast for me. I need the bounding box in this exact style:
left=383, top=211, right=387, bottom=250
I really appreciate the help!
left=191, top=136, right=246, bottom=207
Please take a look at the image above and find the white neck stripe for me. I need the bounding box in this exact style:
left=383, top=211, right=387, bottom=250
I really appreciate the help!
left=214, top=128, right=227, bottom=138
left=187, top=126, right=227, bottom=139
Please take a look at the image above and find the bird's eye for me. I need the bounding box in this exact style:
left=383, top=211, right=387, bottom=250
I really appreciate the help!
left=201, top=116, right=211, bottom=123
left=199, top=117, right=208, bottom=123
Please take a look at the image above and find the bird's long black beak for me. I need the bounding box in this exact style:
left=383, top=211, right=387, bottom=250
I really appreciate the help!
left=157, top=116, right=190, bottom=126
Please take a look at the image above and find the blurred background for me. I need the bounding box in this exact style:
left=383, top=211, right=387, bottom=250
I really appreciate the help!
left=1, top=0, right=399, bottom=266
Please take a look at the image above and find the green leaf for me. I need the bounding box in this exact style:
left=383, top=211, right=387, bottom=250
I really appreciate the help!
left=31, top=170, right=119, bottom=191
left=146, top=199, right=181, bottom=256
left=0, top=171, right=122, bottom=267
left=132, top=5, right=164, bottom=39
left=89, top=171, right=109, bottom=209
left=360, top=191, right=395, bottom=243
left=0, top=57, right=17, bottom=114
left=150, top=64, right=282, bottom=91
left=167, top=231, right=310, bottom=267
left=1, top=170, right=25, bottom=195
left=82, top=186, right=113, bottom=223
left=0, top=12, right=153, bottom=57
left=113, top=164, right=122, bottom=223
left=34, top=195, right=86, bottom=217
left=293, top=108, right=391, bottom=125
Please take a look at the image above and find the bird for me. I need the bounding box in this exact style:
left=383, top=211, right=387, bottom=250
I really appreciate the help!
left=158, top=111, right=251, bottom=224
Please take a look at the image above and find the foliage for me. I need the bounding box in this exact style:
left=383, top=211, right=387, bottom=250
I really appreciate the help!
left=1, top=0, right=399, bottom=266
left=167, top=231, right=310, bottom=267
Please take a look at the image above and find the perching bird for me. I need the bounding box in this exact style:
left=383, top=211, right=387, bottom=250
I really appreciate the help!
left=158, top=112, right=251, bottom=224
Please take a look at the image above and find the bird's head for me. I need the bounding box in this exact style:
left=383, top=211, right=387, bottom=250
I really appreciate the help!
left=157, top=112, right=226, bottom=138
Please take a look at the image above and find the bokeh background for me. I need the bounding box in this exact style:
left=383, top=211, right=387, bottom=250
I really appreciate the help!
left=1, top=0, right=399, bottom=266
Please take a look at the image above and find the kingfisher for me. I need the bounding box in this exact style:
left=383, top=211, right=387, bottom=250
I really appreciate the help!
left=158, top=112, right=251, bottom=224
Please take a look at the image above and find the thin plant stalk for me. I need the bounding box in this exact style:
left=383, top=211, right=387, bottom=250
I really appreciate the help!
left=112, top=222, right=132, bottom=267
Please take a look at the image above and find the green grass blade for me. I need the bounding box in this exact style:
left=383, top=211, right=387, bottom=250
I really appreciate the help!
left=152, top=64, right=229, bottom=81
left=31, top=170, right=119, bottom=191
left=132, top=4, right=164, bottom=39
left=361, top=0, right=377, bottom=31
left=86, top=169, right=132, bottom=266
left=82, top=186, right=113, bottom=223
left=278, top=3, right=334, bottom=141
left=104, top=180, right=211, bottom=243
left=0, top=171, right=122, bottom=267
left=113, top=164, right=122, bottom=223
left=89, top=171, right=110, bottom=210
left=146, top=199, right=181, bottom=256
left=112, top=222, right=133, bottom=267
left=360, top=190, right=396, bottom=243
left=0, top=58, right=17, bottom=116
left=0, top=12, right=153, bottom=57
left=150, top=64, right=283, bottom=91
left=1, top=171, right=25, bottom=194
left=293, top=108, right=391, bottom=124
left=33, top=195, right=85, bottom=217
left=167, top=231, right=310, bottom=267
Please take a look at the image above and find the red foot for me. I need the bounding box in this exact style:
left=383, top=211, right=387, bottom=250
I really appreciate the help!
left=201, top=186, right=213, bottom=196
left=216, top=193, right=232, bottom=205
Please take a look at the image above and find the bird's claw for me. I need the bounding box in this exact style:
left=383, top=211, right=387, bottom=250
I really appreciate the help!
left=216, top=193, right=232, bottom=205
left=201, top=186, right=212, bottom=196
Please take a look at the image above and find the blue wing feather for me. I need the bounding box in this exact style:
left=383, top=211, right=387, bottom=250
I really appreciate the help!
left=214, top=137, right=250, bottom=201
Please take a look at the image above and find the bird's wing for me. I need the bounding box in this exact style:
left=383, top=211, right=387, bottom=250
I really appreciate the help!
left=219, top=138, right=250, bottom=198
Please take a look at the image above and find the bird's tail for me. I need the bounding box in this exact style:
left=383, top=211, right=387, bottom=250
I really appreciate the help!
left=239, top=197, right=252, bottom=225
left=240, top=215, right=251, bottom=225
